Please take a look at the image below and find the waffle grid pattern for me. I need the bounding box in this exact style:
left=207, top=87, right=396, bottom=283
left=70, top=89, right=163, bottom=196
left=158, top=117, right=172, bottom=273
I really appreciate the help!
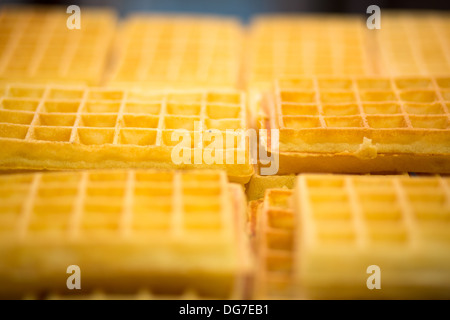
left=248, top=16, right=376, bottom=88
left=0, top=170, right=234, bottom=239
left=297, top=175, right=450, bottom=248
left=291, top=174, right=450, bottom=298
left=0, top=84, right=246, bottom=146
left=0, top=170, right=251, bottom=299
left=295, top=174, right=450, bottom=298
left=0, top=84, right=253, bottom=183
left=108, top=15, right=242, bottom=89
left=377, top=13, right=450, bottom=76
left=273, top=76, right=450, bottom=154
left=0, top=6, right=116, bottom=85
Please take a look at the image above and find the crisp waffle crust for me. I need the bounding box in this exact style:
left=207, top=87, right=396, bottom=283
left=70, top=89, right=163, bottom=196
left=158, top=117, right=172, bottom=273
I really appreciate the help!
left=272, top=77, right=450, bottom=154
left=255, top=76, right=450, bottom=174
left=0, top=84, right=254, bottom=183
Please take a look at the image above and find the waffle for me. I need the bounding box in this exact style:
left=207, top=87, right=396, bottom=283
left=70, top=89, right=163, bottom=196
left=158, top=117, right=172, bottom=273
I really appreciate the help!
left=0, top=169, right=251, bottom=299
left=107, top=14, right=242, bottom=89
left=0, top=84, right=254, bottom=183
left=376, top=12, right=450, bottom=76
left=247, top=15, right=376, bottom=90
left=0, top=6, right=116, bottom=85
left=261, top=76, right=450, bottom=174
left=294, top=174, right=450, bottom=299
left=253, top=189, right=296, bottom=299
left=246, top=172, right=295, bottom=201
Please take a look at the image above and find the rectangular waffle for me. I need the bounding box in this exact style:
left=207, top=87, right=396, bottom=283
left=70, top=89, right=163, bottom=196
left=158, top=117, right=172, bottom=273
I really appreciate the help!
left=0, top=170, right=251, bottom=299
left=294, top=174, right=450, bottom=299
left=260, top=76, right=450, bottom=174
left=0, top=84, right=254, bottom=183
left=247, top=15, right=377, bottom=90
left=107, top=14, right=242, bottom=89
left=376, top=11, right=450, bottom=76
left=252, top=189, right=296, bottom=299
left=0, top=6, right=116, bottom=85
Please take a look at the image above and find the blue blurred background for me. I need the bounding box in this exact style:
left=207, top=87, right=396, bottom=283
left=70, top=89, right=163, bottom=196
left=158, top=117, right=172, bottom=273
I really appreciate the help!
left=0, top=0, right=449, bottom=22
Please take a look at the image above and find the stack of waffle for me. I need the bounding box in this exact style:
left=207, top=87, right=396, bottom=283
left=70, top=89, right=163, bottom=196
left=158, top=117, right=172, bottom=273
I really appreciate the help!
left=0, top=4, right=449, bottom=299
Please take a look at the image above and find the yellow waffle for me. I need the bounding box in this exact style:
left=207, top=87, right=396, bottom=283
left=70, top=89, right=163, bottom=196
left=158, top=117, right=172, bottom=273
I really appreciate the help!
left=0, top=84, right=254, bottom=183
left=0, top=169, right=251, bottom=299
left=246, top=172, right=295, bottom=201
left=0, top=6, right=116, bottom=85
left=376, top=12, right=450, bottom=76
left=247, top=15, right=377, bottom=90
left=253, top=189, right=296, bottom=299
left=107, top=14, right=242, bottom=89
left=294, top=174, right=450, bottom=299
left=261, top=76, right=450, bottom=174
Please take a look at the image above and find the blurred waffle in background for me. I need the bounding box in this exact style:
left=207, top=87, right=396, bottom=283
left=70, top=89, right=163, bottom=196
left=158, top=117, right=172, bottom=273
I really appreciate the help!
left=376, top=11, right=450, bottom=76
left=0, top=6, right=116, bottom=86
left=247, top=15, right=378, bottom=90
left=107, top=15, right=243, bottom=90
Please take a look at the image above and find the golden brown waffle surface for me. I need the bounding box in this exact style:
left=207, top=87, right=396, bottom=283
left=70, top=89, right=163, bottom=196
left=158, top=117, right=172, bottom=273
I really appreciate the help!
left=247, top=15, right=377, bottom=89
left=0, top=84, right=254, bottom=183
left=258, top=76, right=450, bottom=174
left=294, top=174, right=450, bottom=299
left=108, top=14, right=242, bottom=89
left=273, top=77, right=450, bottom=154
left=0, top=6, right=116, bottom=85
left=0, top=169, right=250, bottom=299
